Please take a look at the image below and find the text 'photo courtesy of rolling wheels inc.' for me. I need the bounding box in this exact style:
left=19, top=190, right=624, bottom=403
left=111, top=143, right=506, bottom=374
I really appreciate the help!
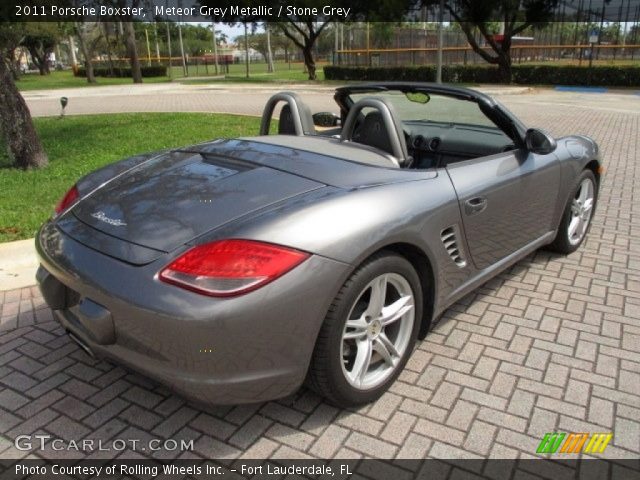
left=0, top=0, right=639, bottom=479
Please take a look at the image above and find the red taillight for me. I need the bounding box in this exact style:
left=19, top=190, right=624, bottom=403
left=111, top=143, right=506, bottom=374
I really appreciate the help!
left=159, top=239, right=310, bottom=297
left=55, top=185, right=79, bottom=215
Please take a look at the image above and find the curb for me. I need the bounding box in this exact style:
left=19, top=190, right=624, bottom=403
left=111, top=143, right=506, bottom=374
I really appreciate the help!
left=0, top=238, right=38, bottom=291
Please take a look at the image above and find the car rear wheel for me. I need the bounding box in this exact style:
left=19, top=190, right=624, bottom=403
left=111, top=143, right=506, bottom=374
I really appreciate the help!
left=307, top=252, right=422, bottom=407
left=548, top=169, right=598, bottom=254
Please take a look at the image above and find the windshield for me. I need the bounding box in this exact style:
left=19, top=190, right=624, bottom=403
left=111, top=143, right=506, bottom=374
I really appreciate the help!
left=349, top=91, right=500, bottom=129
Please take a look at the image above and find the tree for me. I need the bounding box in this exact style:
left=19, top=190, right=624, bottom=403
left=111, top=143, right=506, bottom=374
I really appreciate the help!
left=124, top=21, right=142, bottom=82
left=174, top=23, right=217, bottom=56
left=370, top=22, right=395, bottom=48
left=0, top=58, right=48, bottom=169
left=0, top=23, right=25, bottom=80
left=228, top=21, right=257, bottom=78
left=278, top=0, right=413, bottom=79
left=243, top=30, right=273, bottom=65
left=426, top=0, right=558, bottom=82
left=63, top=1, right=104, bottom=81
left=100, top=0, right=143, bottom=82
left=21, top=22, right=60, bottom=75
left=201, top=0, right=411, bottom=79
left=265, top=23, right=275, bottom=72
left=102, top=22, right=117, bottom=76
left=630, top=24, right=640, bottom=44
left=74, top=22, right=103, bottom=83
left=278, top=20, right=331, bottom=80
left=270, top=29, right=296, bottom=63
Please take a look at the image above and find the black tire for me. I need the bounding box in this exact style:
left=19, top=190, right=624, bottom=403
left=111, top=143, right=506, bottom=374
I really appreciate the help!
left=548, top=169, right=598, bottom=254
left=307, top=252, right=422, bottom=407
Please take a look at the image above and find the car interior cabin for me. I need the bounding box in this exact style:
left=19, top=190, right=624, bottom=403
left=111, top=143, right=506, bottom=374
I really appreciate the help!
left=257, top=85, right=523, bottom=170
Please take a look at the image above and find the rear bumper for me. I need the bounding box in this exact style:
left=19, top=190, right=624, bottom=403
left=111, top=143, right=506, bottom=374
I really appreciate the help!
left=36, top=221, right=350, bottom=404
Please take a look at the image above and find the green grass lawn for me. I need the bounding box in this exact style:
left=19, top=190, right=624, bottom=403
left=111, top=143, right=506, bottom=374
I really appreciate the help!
left=16, top=70, right=172, bottom=91
left=15, top=63, right=326, bottom=91
left=173, top=61, right=327, bottom=82
left=0, top=113, right=261, bottom=242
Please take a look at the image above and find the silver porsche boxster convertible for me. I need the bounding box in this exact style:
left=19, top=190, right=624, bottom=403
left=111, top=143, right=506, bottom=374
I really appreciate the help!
left=36, top=83, right=601, bottom=407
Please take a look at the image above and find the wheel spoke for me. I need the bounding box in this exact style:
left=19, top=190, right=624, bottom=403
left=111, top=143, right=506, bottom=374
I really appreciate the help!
left=579, top=182, right=590, bottom=203
left=380, top=295, right=413, bottom=326
left=567, top=178, right=596, bottom=246
left=568, top=216, right=581, bottom=239
left=349, top=339, right=372, bottom=385
left=344, top=318, right=368, bottom=340
left=375, top=333, right=399, bottom=367
left=578, top=217, right=589, bottom=237
left=583, top=197, right=593, bottom=214
left=365, top=275, right=387, bottom=318
left=339, top=270, right=417, bottom=391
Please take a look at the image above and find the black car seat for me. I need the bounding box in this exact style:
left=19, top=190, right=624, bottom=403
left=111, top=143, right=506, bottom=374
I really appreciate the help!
left=340, top=97, right=410, bottom=168
left=278, top=104, right=296, bottom=135
left=260, top=92, right=316, bottom=136
left=353, top=110, right=394, bottom=156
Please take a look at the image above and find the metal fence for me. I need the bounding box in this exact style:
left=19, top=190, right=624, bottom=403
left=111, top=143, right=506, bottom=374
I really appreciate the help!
left=83, top=55, right=317, bottom=79
left=334, top=44, right=640, bottom=67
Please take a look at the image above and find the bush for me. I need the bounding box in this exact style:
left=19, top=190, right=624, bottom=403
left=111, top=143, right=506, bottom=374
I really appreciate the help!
left=324, top=64, right=640, bottom=87
left=75, top=65, right=167, bottom=78
left=510, top=65, right=640, bottom=86
left=323, top=65, right=507, bottom=83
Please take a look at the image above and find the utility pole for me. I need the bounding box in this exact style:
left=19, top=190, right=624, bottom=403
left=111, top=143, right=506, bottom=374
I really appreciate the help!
left=165, top=22, right=172, bottom=78
left=366, top=22, right=370, bottom=66
left=212, top=21, right=219, bottom=75
left=153, top=22, right=160, bottom=62
left=145, top=28, right=151, bottom=66
left=621, top=0, right=632, bottom=54
left=178, top=23, right=187, bottom=76
left=164, top=0, right=173, bottom=77
left=266, top=24, right=274, bottom=73
left=596, top=1, right=606, bottom=60
left=436, top=0, right=444, bottom=83
left=334, top=22, right=339, bottom=65
left=244, top=22, right=249, bottom=78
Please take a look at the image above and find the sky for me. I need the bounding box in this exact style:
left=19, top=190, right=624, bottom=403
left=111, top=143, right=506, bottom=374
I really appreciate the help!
left=201, top=22, right=260, bottom=41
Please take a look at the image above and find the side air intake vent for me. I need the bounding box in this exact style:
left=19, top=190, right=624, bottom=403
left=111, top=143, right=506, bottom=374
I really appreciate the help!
left=441, top=226, right=467, bottom=268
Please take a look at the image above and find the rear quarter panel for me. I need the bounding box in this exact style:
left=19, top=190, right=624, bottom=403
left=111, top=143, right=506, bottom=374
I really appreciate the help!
left=197, top=173, right=471, bottom=317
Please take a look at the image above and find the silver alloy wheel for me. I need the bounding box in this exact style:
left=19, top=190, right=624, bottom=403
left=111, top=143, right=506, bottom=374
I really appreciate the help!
left=340, top=273, right=415, bottom=390
left=568, top=177, right=595, bottom=246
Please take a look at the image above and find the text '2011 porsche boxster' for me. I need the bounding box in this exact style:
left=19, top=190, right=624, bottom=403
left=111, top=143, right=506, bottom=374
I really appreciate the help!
left=36, top=83, right=601, bottom=407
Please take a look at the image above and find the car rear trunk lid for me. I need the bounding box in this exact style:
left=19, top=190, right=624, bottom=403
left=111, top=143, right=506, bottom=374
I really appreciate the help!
left=70, top=151, right=324, bottom=253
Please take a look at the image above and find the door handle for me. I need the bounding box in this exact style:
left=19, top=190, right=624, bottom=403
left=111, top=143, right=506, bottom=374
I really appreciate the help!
left=465, top=196, right=487, bottom=215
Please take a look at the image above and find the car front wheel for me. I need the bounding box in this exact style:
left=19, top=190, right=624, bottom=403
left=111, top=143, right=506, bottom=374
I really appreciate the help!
left=308, top=252, right=422, bottom=407
left=548, top=169, right=598, bottom=254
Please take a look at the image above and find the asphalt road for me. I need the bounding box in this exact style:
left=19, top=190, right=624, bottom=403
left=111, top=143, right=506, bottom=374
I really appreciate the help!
left=22, top=82, right=640, bottom=120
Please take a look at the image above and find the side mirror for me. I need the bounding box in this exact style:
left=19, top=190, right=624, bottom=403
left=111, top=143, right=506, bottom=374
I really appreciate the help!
left=312, top=112, right=341, bottom=128
left=525, top=128, right=557, bottom=154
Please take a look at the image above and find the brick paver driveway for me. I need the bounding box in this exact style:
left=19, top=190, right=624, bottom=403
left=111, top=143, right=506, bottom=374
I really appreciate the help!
left=0, top=88, right=639, bottom=463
